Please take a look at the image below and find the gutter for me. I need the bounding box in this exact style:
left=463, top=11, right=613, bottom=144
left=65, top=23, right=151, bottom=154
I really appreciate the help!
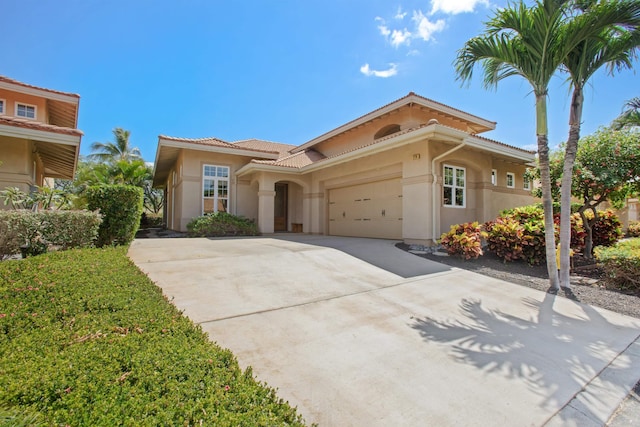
left=431, top=139, right=468, bottom=243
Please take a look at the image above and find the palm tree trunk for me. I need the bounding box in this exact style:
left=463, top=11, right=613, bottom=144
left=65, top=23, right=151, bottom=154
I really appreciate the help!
left=559, top=87, right=583, bottom=289
left=536, top=93, right=560, bottom=290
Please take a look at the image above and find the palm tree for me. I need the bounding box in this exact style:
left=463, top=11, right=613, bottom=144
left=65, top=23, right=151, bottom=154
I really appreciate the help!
left=558, top=3, right=640, bottom=288
left=612, top=96, right=640, bottom=129
left=455, top=0, right=580, bottom=290
left=89, top=128, right=142, bottom=163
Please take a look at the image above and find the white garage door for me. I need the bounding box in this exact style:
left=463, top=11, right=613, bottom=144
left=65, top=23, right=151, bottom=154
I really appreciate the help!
left=328, top=178, right=403, bottom=239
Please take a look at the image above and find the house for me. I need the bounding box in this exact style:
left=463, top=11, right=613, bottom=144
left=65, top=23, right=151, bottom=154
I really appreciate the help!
left=0, top=76, right=82, bottom=199
left=153, top=92, right=535, bottom=245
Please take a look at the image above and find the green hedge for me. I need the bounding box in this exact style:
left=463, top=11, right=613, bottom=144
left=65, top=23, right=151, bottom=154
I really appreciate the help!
left=0, top=247, right=306, bottom=426
left=0, top=210, right=102, bottom=259
left=87, top=185, right=144, bottom=247
left=187, top=212, right=259, bottom=237
left=595, top=238, right=640, bottom=292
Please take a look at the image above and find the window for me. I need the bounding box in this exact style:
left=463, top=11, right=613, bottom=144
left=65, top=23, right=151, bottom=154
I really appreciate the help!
left=523, top=175, right=531, bottom=190
left=506, top=172, right=515, bottom=188
left=491, top=169, right=497, bottom=186
left=16, top=103, right=36, bottom=119
left=203, top=165, right=229, bottom=214
left=0, top=99, right=5, bottom=115
left=443, top=165, right=465, bottom=207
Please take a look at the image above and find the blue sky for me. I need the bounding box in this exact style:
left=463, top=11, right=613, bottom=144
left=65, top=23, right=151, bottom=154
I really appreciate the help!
left=2, top=0, right=638, bottom=161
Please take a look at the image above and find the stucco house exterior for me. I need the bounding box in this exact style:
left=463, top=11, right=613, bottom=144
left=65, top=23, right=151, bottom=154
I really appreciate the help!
left=153, top=92, right=535, bottom=245
left=0, top=76, right=82, bottom=199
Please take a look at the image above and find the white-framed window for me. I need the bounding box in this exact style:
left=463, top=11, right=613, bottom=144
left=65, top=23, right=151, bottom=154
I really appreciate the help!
left=203, top=165, right=229, bottom=214
left=506, top=172, right=515, bottom=188
left=0, top=99, right=5, bottom=115
left=16, top=102, right=36, bottom=119
left=443, top=165, right=465, bottom=208
left=523, top=175, right=531, bottom=190
left=491, top=169, right=497, bottom=186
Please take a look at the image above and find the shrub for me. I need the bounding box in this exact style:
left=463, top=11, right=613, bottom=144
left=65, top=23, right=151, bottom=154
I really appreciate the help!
left=487, top=206, right=549, bottom=265
left=485, top=217, right=527, bottom=262
left=595, top=238, right=640, bottom=292
left=0, top=248, right=306, bottom=426
left=86, top=185, right=144, bottom=247
left=0, top=210, right=101, bottom=258
left=439, top=222, right=486, bottom=260
left=553, top=212, right=586, bottom=254
left=140, top=212, right=163, bottom=229
left=629, top=221, right=640, bottom=238
left=187, top=212, right=259, bottom=237
left=586, top=209, right=623, bottom=247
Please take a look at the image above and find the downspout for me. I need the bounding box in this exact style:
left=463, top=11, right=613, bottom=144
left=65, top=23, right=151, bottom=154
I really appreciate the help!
left=431, top=138, right=468, bottom=243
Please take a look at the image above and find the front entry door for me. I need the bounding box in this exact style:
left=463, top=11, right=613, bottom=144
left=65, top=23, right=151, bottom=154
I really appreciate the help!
left=274, top=183, right=288, bottom=232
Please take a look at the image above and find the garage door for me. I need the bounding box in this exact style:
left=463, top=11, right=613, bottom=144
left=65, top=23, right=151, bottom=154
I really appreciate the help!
left=328, top=178, right=402, bottom=239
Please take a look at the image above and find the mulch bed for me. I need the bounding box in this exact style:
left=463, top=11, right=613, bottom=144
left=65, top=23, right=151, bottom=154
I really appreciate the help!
left=397, top=244, right=640, bottom=319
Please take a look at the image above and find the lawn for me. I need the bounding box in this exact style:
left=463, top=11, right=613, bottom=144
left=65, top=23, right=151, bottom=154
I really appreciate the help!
left=0, top=247, right=306, bottom=426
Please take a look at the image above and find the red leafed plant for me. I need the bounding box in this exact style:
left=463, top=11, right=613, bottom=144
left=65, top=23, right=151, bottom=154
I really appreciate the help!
left=439, top=222, right=487, bottom=260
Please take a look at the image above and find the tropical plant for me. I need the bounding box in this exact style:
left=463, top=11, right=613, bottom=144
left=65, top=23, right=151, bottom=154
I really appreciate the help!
left=88, top=127, right=142, bottom=163
left=557, top=0, right=640, bottom=288
left=612, top=96, right=640, bottom=129
left=542, top=128, right=640, bottom=255
left=456, top=0, right=581, bottom=289
left=439, top=222, right=487, bottom=260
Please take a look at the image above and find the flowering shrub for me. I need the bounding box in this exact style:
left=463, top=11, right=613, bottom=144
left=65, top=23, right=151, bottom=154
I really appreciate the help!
left=628, top=221, right=640, bottom=238
left=595, top=238, right=640, bottom=292
left=439, top=222, right=487, bottom=260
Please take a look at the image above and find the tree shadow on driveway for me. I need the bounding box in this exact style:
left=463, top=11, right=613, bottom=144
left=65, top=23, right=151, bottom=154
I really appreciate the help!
left=409, top=292, right=640, bottom=425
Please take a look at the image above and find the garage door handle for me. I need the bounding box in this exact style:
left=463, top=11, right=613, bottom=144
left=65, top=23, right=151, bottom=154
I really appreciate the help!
left=363, top=218, right=371, bottom=221
left=363, top=198, right=371, bottom=201
left=381, top=209, right=386, bottom=217
left=342, top=211, right=345, bottom=218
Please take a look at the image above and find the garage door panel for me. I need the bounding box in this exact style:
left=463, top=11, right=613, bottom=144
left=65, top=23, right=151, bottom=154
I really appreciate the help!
left=328, top=178, right=402, bottom=239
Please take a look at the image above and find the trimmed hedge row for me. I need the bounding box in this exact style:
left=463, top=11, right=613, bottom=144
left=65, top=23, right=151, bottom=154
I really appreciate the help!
left=0, top=247, right=306, bottom=426
left=187, top=212, right=259, bottom=237
left=0, top=210, right=102, bottom=259
left=595, top=238, right=640, bottom=292
left=87, top=185, right=144, bottom=247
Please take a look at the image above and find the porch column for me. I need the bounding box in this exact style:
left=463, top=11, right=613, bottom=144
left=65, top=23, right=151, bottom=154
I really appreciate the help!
left=258, top=189, right=276, bottom=234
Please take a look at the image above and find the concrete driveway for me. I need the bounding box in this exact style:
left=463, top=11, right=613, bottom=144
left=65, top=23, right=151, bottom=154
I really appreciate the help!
left=129, top=235, right=640, bottom=427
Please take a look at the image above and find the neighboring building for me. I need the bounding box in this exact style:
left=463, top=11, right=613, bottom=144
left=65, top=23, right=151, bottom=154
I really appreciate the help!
left=0, top=76, right=82, bottom=199
left=153, top=92, right=535, bottom=245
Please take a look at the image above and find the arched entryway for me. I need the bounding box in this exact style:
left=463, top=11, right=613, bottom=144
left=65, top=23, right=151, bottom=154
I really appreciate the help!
left=274, top=180, right=304, bottom=232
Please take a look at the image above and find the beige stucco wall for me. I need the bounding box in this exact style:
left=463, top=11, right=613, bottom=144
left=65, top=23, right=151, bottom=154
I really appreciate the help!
left=168, top=136, right=533, bottom=243
left=312, top=105, right=479, bottom=159
left=0, top=136, right=40, bottom=209
left=0, top=89, right=48, bottom=123
left=166, top=149, right=267, bottom=231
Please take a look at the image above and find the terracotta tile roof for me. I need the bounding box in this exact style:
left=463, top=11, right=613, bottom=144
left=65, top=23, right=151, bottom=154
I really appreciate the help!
left=471, top=133, right=537, bottom=155
left=252, top=149, right=326, bottom=168
left=0, top=115, right=83, bottom=137
left=0, top=75, right=80, bottom=98
left=159, top=135, right=282, bottom=155
left=232, top=139, right=296, bottom=158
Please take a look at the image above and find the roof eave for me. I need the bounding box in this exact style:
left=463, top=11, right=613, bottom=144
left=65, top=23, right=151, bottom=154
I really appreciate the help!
left=157, top=138, right=281, bottom=159
left=292, top=93, right=496, bottom=153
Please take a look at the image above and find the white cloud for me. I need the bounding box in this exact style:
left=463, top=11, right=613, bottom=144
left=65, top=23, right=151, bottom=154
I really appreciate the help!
left=390, top=29, right=411, bottom=47
left=407, top=49, right=420, bottom=56
left=375, top=17, right=391, bottom=37
left=412, top=10, right=446, bottom=41
left=430, top=0, right=490, bottom=15
left=360, top=63, right=398, bottom=78
left=394, top=7, right=407, bottom=20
